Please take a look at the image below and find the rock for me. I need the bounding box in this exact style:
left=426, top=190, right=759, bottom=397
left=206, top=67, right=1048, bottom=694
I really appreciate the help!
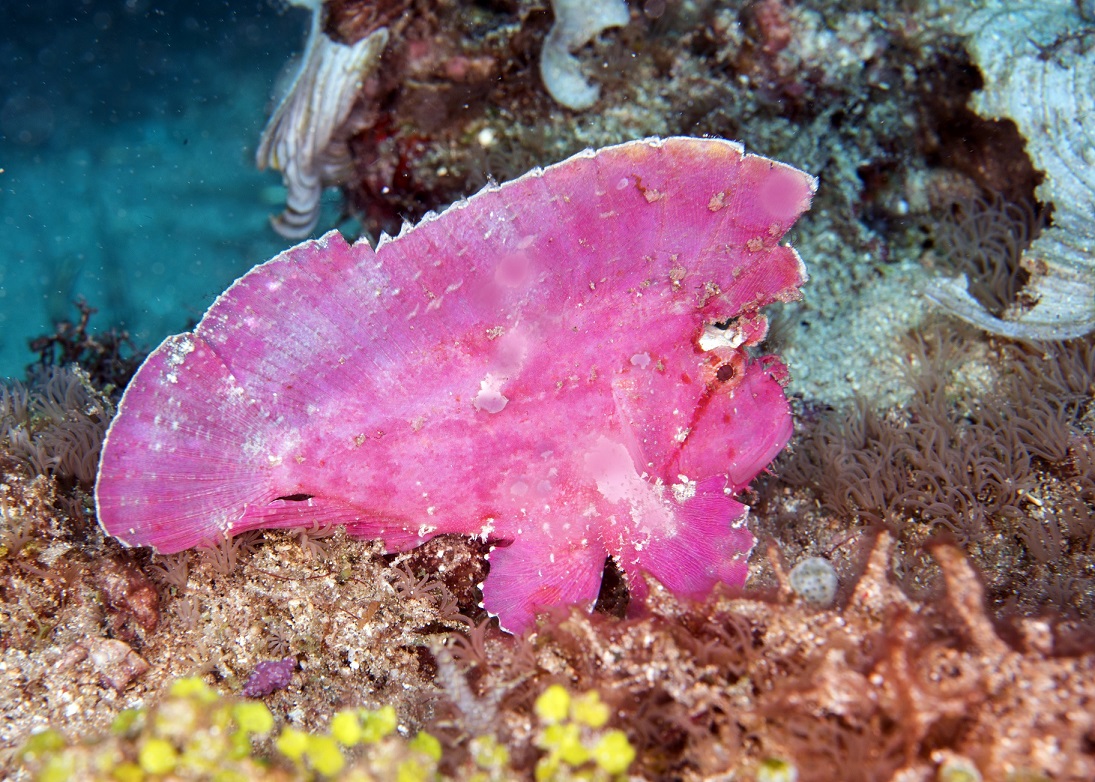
left=85, top=638, right=149, bottom=693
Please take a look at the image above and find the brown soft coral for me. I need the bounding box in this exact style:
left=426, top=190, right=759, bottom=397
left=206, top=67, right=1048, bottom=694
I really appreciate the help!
left=1, top=365, right=114, bottom=486
left=775, top=329, right=1095, bottom=619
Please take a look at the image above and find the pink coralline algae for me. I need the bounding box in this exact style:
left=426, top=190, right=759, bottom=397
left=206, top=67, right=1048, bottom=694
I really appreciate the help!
left=95, top=137, right=816, bottom=633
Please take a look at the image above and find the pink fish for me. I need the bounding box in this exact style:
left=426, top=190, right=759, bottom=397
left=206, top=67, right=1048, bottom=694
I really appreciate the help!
left=96, top=137, right=815, bottom=633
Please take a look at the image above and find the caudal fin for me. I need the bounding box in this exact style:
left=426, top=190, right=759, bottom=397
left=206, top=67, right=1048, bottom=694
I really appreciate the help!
left=95, top=334, right=276, bottom=552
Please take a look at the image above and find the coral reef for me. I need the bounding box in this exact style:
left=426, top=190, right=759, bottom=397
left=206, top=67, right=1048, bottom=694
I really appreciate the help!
left=3, top=323, right=1094, bottom=776
left=769, top=327, right=1095, bottom=622
left=19, top=674, right=637, bottom=781
left=931, top=189, right=1044, bottom=319
left=311, top=0, right=1013, bottom=407
left=19, top=676, right=441, bottom=780
left=6, top=0, right=1095, bottom=779
left=11, top=516, right=1095, bottom=780
left=523, top=533, right=1095, bottom=780
left=25, top=301, right=141, bottom=393
left=2, top=365, right=114, bottom=488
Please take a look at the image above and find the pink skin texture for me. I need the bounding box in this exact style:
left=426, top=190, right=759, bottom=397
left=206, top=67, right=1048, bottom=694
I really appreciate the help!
left=95, top=137, right=816, bottom=633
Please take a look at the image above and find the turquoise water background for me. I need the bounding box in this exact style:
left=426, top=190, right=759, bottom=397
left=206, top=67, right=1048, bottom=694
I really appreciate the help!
left=0, top=1, right=317, bottom=377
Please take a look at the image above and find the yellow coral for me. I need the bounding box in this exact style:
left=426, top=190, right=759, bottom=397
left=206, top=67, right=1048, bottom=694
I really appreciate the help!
left=533, top=685, right=636, bottom=781
left=535, top=684, right=572, bottom=724
left=276, top=726, right=310, bottom=762
left=590, top=731, right=635, bottom=775
left=138, top=737, right=178, bottom=774
left=233, top=702, right=275, bottom=735
left=305, top=734, right=346, bottom=776
left=570, top=691, right=610, bottom=729
left=361, top=704, right=399, bottom=744
left=331, top=710, right=362, bottom=746
left=409, top=732, right=443, bottom=762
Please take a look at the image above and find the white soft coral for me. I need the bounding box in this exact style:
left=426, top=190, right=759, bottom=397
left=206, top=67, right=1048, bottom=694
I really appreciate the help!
left=540, top=0, right=629, bottom=111
left=256, top=0, right=388, bottom=239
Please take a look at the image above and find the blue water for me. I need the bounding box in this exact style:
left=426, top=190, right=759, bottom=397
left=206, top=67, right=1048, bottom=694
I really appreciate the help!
left=0, top=0, right=326, bottom=377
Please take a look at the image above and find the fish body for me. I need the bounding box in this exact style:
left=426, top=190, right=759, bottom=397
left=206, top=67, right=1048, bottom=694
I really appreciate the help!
left=96, top=137, right=815, bottom=632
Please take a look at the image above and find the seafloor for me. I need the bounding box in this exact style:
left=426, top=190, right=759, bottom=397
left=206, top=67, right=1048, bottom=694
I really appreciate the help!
left=2, top=0, right=1095, bottom=779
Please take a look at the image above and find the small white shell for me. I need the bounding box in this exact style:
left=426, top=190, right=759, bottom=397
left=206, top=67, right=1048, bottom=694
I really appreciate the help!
left=788, top=556, right=838, bottom=607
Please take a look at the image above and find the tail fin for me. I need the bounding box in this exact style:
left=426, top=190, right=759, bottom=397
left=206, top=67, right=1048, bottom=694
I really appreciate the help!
left=95, top=334, right=275, bottom=552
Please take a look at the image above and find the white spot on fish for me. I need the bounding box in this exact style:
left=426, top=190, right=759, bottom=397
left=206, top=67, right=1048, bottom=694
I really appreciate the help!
left=671, top=475, right=696, bottom=503
left=473, top=374, right=509, bottom=413
left=699, top=323, right=747, bottom=351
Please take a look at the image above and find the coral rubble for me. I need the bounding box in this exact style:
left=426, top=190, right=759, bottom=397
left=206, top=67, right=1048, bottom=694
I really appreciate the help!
left=9, top=515, right=1095, bottom=780
left=523, top=533, right=1095, bottom=780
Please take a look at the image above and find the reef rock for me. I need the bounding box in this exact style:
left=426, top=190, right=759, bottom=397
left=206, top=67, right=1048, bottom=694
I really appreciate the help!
left=96, top=137, right=815, bottom=633
left=926, top=0, right=1095, bottom=339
